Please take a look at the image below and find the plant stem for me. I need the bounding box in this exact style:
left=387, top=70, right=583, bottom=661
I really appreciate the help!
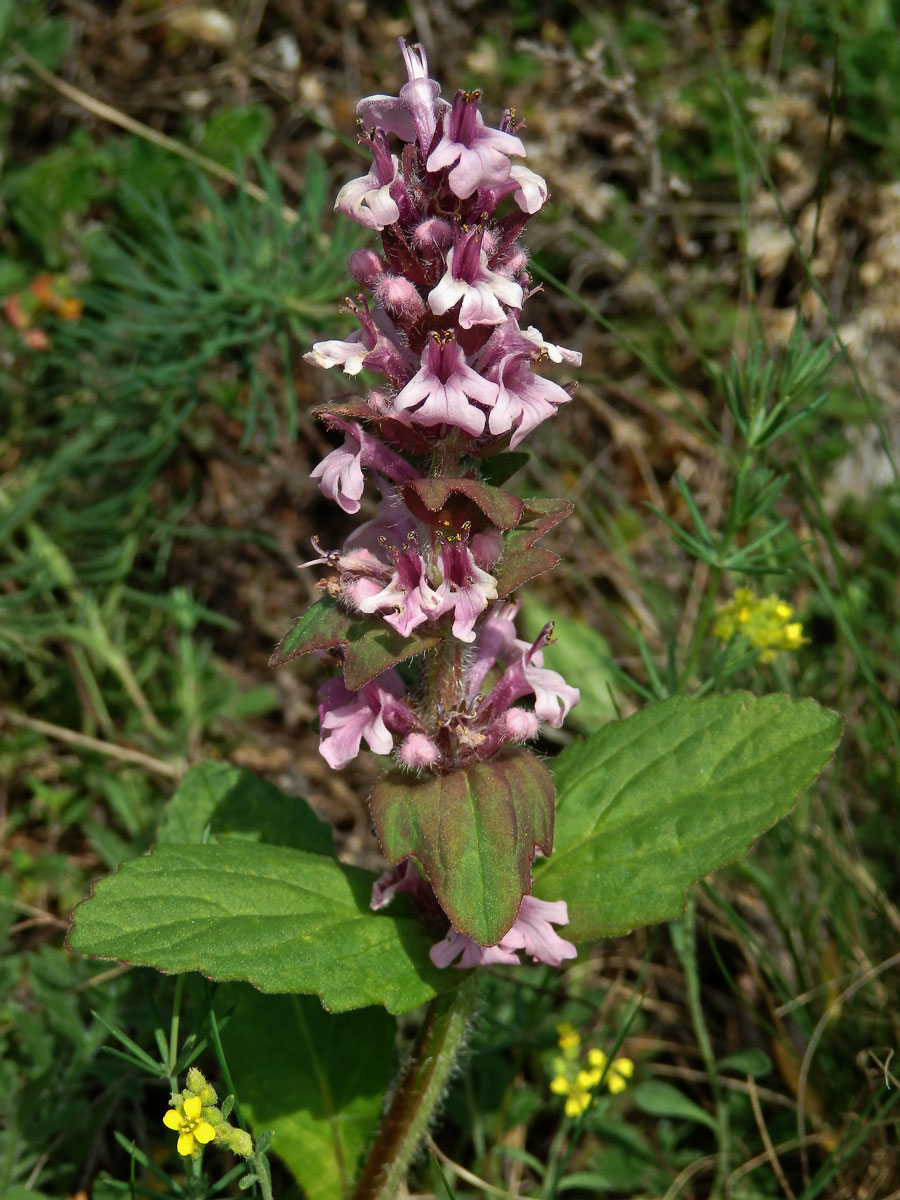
left=353, top=974, right=480, bottom=1200
left=671, top=895, right=730, bottom=1197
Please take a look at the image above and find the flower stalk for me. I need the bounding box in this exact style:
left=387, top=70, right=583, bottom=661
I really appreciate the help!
left=352, top=974, right=480, bottom=1200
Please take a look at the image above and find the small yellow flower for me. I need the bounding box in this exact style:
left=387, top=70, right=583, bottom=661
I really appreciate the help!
left=714, top=588, right=808, bottom=661
left=556, top=1022, right=580, bottom=1059
left=605, top=1057, right=634, bottom=1095
left=163, top=1094, right=217, bottom=1156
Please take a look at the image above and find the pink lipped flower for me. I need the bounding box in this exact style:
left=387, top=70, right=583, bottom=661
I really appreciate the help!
left=318, top=670, right=414, bottom=769
left=310, top=420, right=418, bottom=514
left=429, top=896, right=577, bottom=969
left=432, top=534, right=499, bottom=643
left=426, top=88, right=525, bottom=198
left=428, top=226, right=524, bottom=330
left=334, top=130, right=401, bottom=230
left=393, top=333, right=498, bottom=436
left=356, top=534, right=444, bottom=636
left=357, top=40, right=445, bottom=150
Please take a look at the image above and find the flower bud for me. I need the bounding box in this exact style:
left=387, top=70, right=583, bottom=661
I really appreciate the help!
left=413, top=218, right=453, bottom=254
left=470, top=528, right=503, bottom=569
left=503, top=708, right=539, bottom=742
left=348, top=248, right=386, bottom=286
left=500, top=245, right=528, bottom=276
left=215, top=1122, right=254, bottom=1158
left=187, top=1068, right=218, bottom=1105
left=376, top=274, right=427, bottom=321
left=398, top=733, right=441, bottom=769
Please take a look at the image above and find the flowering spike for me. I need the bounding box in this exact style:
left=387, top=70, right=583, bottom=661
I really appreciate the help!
left=291, top=41, right=583, bottom=960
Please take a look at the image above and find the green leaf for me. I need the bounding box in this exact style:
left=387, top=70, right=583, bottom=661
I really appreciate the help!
left=493, top=498, right=573, bottom=596
left=156, top=761, right=334, bottom=857
left=199, top=105, right=274, bottom=163
left=520, top=598, right=618, bottom=734
left=533, top=693, right=841, bottom=940
left=221, top=986, right=395, bottom=1200
left=630, top=1081, right=718, bottom=1131
left=478, top=451, right=530, bottom=487
left=67, top=842, right=455, bottom=1014
left=718, top=1047, right=772, bottom=1077
left=269, top=595, right=441, bottom=688
left=370, top=750, right=555, bottom=946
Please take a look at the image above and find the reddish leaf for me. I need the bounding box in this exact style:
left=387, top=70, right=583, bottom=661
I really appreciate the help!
left=493, top=497, right=574, bottom=596
left=370, top=750, right=555, bottom=946
left=402, top=477, right=524, bottom=531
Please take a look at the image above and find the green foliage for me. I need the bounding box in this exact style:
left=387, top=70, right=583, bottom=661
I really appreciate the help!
left=371, top=750, right=555, bottom=946
left=67, top=839, right=455, bottom=1014
left=156, top=760, right=335, bottom=855
left=534, top=692, right=842, bottom=939
left=270, top=595, right=443, bottom=687
left=520, top=597, right=618, bottom=733
left=221, top=987, right=395, bottom=1200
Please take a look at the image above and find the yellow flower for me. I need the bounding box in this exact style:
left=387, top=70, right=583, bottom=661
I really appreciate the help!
left=556, top=1022, right=580, bottom=1059
left=714, top=588, right=808, bottom=661
left=163, top=1094, right=217, bottom=1156
left=605, top=1057, right=634, bottom=1095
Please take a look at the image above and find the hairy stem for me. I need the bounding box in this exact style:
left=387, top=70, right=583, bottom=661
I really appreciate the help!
left=353, top=974, right=480, bottom=1200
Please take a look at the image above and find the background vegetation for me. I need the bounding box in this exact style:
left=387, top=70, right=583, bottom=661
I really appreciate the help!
left=2, top=1, right=899, bottom=1197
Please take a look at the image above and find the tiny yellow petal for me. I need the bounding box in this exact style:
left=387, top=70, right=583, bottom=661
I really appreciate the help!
left=565, top=1094, right=586, bottom=1118
left=550, top=1076, right=571, bottom=1095
left=607, top=1073, right=628, bottom=1095
left=163, top=1109, right=183, bottom=1131
left=177, top=1132, right=195, bottom=1156
left=737, top=607, right=751, bottom=624
left=577, top=1068, right=601, bottom=1089
left=613, top=1057, right=634, bottom=1078
left=183, top=1095, right=203, bottom=1120
left=775, top=602, right=792, bottom=620
left=587, top=1048, right=607, bottom=1070
left=194, top=1120, right=217, bottom=1145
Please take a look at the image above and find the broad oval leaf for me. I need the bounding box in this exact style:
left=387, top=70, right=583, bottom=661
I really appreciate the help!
left=370, top=749, right=555, bottom=946
left=67, top=842, right=456, bottom=1014
left=269, top=595, right=441, bottom=688
left=157, top=761, right=334, bottom=856
left=221, top=986, right=395, bottom=1200
left=533, top=692, right=841, bottom=940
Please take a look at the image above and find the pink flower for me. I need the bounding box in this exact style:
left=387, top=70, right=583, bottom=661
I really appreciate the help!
left=430, top=896, right=577, bottom=969
left=471, top=605, right=580, bottom=729
left=304, top=331, right=368, bottom=375
left=520, top=325, right=583, bottom=365
left=397, top=732, right=441, bottom=769
left=393, top=333, right=498, bottom=437
left=371, top=858, right=435, bottom=911
left=428, top=227, right=523, bottom=329
left=357, top=40, right=445, bottom=150
left=357, top=535, right=444, bottom=637
left=487, top=353, right=573, bottom=448
left=318, top=670, right=413, bottom=769
left=310, top=437, right=365, bottom=514
left=310, top=420, right=418, bottom=514
left=334, top=130, right=401, bottom=230
left=509, top=164, right=549, bottom=214
left=433, top=535, right=499, bottom=643
left=426, top=89, right=525, bottom=198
